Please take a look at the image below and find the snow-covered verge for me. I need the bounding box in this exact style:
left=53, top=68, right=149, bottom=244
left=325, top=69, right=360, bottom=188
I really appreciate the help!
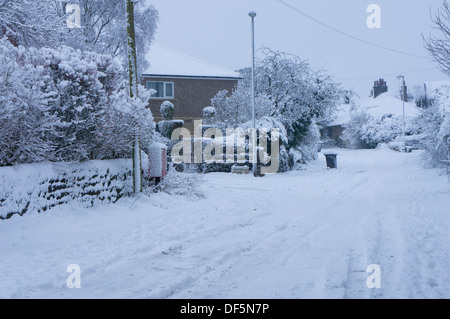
left=0, top=147, right=449, bottom=298
left=0, top=160, right=133, bottom=220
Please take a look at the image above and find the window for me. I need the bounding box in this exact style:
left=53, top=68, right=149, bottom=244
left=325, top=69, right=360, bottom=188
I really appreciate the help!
left=146, top=81, right=174, bottom=99
left=165, top=82, right=173, bottom=97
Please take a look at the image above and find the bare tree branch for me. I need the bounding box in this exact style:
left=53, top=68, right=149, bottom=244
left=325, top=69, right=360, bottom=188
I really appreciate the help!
left=424, top=1, right=450, bottom=76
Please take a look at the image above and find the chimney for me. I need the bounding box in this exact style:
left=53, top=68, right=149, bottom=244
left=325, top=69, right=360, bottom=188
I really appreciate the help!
left=373, top=78, right=388, bottom=98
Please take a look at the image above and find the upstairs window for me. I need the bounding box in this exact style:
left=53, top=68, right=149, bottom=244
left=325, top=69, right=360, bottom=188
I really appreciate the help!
left=146, top=81, right=174, bottom=99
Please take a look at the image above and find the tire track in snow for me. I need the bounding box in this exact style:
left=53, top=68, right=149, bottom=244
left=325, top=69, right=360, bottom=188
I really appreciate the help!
left=169, top=179, right=333, bottom=298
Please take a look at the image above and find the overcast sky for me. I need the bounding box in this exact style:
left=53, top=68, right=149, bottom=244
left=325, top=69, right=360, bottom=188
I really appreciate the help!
left=145, top=0, right=449, bottom=97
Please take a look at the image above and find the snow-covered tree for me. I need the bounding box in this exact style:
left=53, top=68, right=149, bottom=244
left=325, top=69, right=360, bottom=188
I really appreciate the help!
left=97, top=85, right=155, bottom=160
left=1, top=0, right=158, bottom=72
left=0, top=0, right=67, bottom=48
left=0, top=38, right=155, bottom=165
left=255, top=48, right=340, bottom=147
left=211, top=84, right=273, bottom=128
left=0, top=39, right=59, bottom=165
left=211, top=47, right=341, bottom=148
left=41, top=46, right=109, bottom=161
left=415, top=85, right=450, bottom=166
left=44, top=46, right=155, bottom=161
left=54, top=0, right=158, bottom=74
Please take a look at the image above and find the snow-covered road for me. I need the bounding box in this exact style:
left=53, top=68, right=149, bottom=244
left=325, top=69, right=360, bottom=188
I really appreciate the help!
left=1, top=147, right=449, bottom=299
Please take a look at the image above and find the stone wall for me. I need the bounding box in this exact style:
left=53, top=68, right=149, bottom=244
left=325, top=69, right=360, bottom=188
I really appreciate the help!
left=0, top=160, right=133, bottom=220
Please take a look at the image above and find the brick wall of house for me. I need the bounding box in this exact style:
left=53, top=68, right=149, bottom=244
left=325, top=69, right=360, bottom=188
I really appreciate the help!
left=143, top=77, right=239, bottom=133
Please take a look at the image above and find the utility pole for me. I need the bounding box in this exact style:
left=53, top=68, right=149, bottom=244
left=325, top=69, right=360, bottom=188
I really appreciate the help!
left=126, top=0, right=142, bottom=193
left=249, top=11, right=257, bottom=177
left=397, top=75, right=406, bottom=137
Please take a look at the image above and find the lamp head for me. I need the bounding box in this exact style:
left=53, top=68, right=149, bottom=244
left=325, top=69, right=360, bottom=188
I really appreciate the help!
left=249, top=11, right=257, bottom=18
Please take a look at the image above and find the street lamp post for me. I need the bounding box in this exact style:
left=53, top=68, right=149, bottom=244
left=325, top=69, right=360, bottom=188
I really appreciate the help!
left=249, top=11, right=257, bottom=177
left=397, top=75, right=406, bottom=137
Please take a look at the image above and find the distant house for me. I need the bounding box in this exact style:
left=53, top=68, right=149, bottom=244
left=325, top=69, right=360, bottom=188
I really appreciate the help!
left=142, top=45, right=243, bottom=132
left=325, top=103, right=353, bottom=146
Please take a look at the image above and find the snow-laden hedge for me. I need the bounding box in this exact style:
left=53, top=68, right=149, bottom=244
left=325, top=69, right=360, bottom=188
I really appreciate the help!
left=167, top=117, right=293, bottom=174
left=0, top=37, right=154, bottom=166
left=415, top=86, right=450, bottom=167
left=342, top=112, right=417, bottom=149
left=0, top=160, right=133, bottom=220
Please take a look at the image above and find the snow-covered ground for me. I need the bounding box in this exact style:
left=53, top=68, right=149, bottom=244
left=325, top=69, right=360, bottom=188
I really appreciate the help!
left=1, top=147, right=449, bottom=299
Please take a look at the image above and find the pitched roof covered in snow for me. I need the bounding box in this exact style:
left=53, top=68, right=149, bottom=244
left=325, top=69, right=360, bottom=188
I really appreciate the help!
left=358, top=92, right=419, bottom=118
left=328, top=104, right=353, bottom=127
left=328, top=92, right=420, bottom=127
left=143, top=44, right=243, bottom=79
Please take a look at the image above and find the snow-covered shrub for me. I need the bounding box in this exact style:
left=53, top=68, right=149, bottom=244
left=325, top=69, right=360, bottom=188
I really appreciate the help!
left=160, top=101, right=174, bottom=120
left=0, top=40, right=59, bottom=166
left=239, top=116, right=288, bottom=148
left=173, top=116, right=290, bottom=174
left=278, top=145, right=290, bottom=172
left=43, top=46, right=114, bottom=161
left=343, top=111, right=404, bottom=149
left=0, top=38, right=155, bottom=165
left=288, top=147, right=304, bottom=171
left=296, top=121, right=321, bottom=162
left=211, top=47, right=340, bottom=166
left=240, top=116, right=289, bottom=173
left=203, top=106, right=216, bottom=125
left=144, top=164, right=205, bottom=199
left=415, top=86, right=450, bottom=166
left=97, top=84, right=155, bottom=160
left=156, top=101, right=184, bottom=139
left=423, top=113, right=450, bottom=167
left=195, top=136, right=230, bottom=173
left=285, top=122, right=320, bottom=170
left=157, top=120, right=184, bottom=139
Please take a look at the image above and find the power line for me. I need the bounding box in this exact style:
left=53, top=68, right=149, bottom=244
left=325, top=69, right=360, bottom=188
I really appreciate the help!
left=337, top=67, right=438, bottom=83
left=277, top=0, right=430, bottom=60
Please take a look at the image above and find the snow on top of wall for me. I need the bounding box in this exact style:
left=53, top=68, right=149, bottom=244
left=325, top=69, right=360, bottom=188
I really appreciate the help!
left=0, top=159, right=132, bottom=219
left=143, top=44, right=243, bottom=79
